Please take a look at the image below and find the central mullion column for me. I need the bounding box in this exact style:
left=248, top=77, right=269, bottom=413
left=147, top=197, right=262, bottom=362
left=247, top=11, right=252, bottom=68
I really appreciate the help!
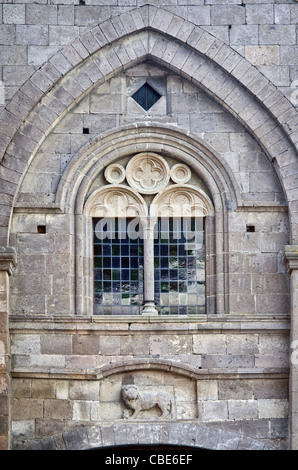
left=140, top=216, right=158, bottom=316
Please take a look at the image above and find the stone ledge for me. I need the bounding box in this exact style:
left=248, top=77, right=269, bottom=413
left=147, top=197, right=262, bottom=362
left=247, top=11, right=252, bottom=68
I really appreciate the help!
left=11, top=364, right=289, bottom=382
left=285, top=245, right=298, bottom=272
left=0, top=246, right=17, bottom=275
left=9, top=314, right=291, bottom=333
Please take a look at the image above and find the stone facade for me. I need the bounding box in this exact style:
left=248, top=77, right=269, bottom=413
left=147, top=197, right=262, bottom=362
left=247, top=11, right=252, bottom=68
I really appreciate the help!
left=0, top=0, right=297, bottom=451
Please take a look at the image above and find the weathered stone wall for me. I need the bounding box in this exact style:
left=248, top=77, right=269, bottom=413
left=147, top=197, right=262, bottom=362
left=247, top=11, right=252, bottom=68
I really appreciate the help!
left=1, top=1, right=297, bottom=109
left=0, top=0, right=297, bottom=451
left=10, top=318, right=289, bottom=449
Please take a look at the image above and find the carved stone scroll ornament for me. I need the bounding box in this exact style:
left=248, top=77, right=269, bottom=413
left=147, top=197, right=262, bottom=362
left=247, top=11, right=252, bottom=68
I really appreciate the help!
left=121, top=385, right=172, bottom=419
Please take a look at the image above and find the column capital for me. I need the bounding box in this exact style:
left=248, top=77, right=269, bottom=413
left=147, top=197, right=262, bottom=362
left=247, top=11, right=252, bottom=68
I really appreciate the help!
left=285, top=245, right=298, bottom=273
left=0, top=246, right=17, bottom=275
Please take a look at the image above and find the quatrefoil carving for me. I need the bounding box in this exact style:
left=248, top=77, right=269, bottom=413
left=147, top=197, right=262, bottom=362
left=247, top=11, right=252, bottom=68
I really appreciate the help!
left=126, top=153, right=170, bottom=195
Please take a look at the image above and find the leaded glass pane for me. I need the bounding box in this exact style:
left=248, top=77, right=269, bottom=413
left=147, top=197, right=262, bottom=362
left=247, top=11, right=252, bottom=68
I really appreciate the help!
left=154, top=218, right=205, bottom=315
left=93, top=218, right=144, bottom=315
left=132, top=83, right=162, bottom=111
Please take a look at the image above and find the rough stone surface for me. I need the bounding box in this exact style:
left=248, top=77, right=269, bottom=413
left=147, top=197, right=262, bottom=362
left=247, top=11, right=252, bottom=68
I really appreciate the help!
left=0, top=0, right=297, bottom=452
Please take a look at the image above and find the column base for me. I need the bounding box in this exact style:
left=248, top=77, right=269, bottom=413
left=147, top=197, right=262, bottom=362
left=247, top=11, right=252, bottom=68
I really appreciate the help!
left=141, top=302, right=159, bottom=316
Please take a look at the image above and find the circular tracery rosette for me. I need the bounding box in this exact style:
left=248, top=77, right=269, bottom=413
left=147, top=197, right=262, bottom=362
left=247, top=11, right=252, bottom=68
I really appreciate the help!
left=126, top=153, right=170, bottom=195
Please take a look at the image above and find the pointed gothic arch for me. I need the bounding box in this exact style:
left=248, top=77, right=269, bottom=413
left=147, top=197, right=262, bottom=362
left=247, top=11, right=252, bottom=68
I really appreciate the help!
left=0, top=5, right=296, bottom=245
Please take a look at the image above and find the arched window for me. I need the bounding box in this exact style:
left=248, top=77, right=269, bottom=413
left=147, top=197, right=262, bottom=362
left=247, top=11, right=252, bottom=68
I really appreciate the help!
left=86, top=153, right=214, bottom=316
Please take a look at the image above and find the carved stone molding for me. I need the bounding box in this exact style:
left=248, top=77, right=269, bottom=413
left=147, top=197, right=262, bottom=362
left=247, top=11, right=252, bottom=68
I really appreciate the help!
left=285, top=245, right=298, bottom=273
left=86, top=185, right=148, bottom=218
left=151, top=185, right=214, bottom=218
left=170, top=163, right=191, bottom=184
left=0, top=247, right=17, bottom=276
left=104, top=163, right=126, bottom=184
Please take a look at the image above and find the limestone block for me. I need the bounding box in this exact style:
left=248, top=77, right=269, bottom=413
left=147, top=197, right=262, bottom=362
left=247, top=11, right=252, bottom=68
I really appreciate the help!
left=258, top=334, right=289, bottom=355
left=11, top=334, right=40, bottom=355
left=202, top=400, right=228, bottom=421
left=230, top=25, right=258, bottom=45
left=73, top=335, right=100, bottom=355
left=49, top=26, right=80, bottom=46
left=25, top=5, right=58, bottom=25
left=193, top=334, right=226, bottom=354
left=16, top=25, right=49, bottom=46
left=58, top=5, right=75, bottom=26
left=99, top=335, right=120, bottom=356
left=11, top=294, right=46, bottom=315
left=275, top=4, right=291, bottom=24
left=74, top=6, right=110, bottom=26
left=255, top=353, right=289, bottom=368
left=100, top=382, right=122, bottom=403
left=187, top=6, right=210, bottom=25
left=11, top=420, right=35, bottom=439
left=56, top=381, right=69, bottom=400
left=201, top=354, right=254, bottom=369
left=69, top=381, right=99, bottom=401
left=174, top=378, right=196, bottom=404
left=28, top=46, right=61, bottom=67
left=176, top=402, right=197, bottom=420
left=197, top=380, right=218, bottom=400
left=31, top=379, right=56, bottom=399
left=72, top=401, right=91, bottom=421
left=0, top=46, right=27, bottom=66
left=66, top=355, right=97, bottom=370
left=258, top=399, right=288, bottom=419
left=228, top=400, right=258, bottom=420
left=3, top=4, right=25, bottom=24
left=252, top=273, right=289, bottom=295
left=218, top=380, right=253, bottom=400
left=246, top=4, right=274, bottom=24
left=157, top=334, right=192, bottom=355
left=12, top=379, right=31, bottom=398
left=98, top=402, right=122, bottom=421
left=259, top=25, right=296, bottom=45
left=245, top=45, right=279, bottom=66
left=12, top=398, right=43, bottom=419
left=210, top=5, right=245, bottom=25
left=261, top=232, right=289, bottom=253
left=226, top=334, right=258, bottom=355
left=30, top=354, right=66, bottom=368
left=120, top=335, right=150, bottom=355
left=255, top=293, right=290, bottom=315
left=290, top=4, right=298, bottom=24
left=40, top=334, right=72, bottom=355
left=44, top=399, right=72, bottom=420
left=229, top=273, right=251, bottom=294
left=0, top=25, right=14, bottom=46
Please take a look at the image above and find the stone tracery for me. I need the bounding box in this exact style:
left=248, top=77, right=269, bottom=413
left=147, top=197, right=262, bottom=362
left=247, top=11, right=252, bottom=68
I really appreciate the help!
left=87, top=152, right=214, bottom=317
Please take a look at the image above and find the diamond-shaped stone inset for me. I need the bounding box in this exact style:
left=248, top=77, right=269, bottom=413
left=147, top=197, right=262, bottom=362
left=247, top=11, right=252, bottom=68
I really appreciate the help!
left=132, top=83, right=161, bottom=111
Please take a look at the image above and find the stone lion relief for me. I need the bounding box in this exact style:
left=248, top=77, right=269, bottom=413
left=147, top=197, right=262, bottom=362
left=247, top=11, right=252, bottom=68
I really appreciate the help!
left=121, top=385, right=173, bottom=420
